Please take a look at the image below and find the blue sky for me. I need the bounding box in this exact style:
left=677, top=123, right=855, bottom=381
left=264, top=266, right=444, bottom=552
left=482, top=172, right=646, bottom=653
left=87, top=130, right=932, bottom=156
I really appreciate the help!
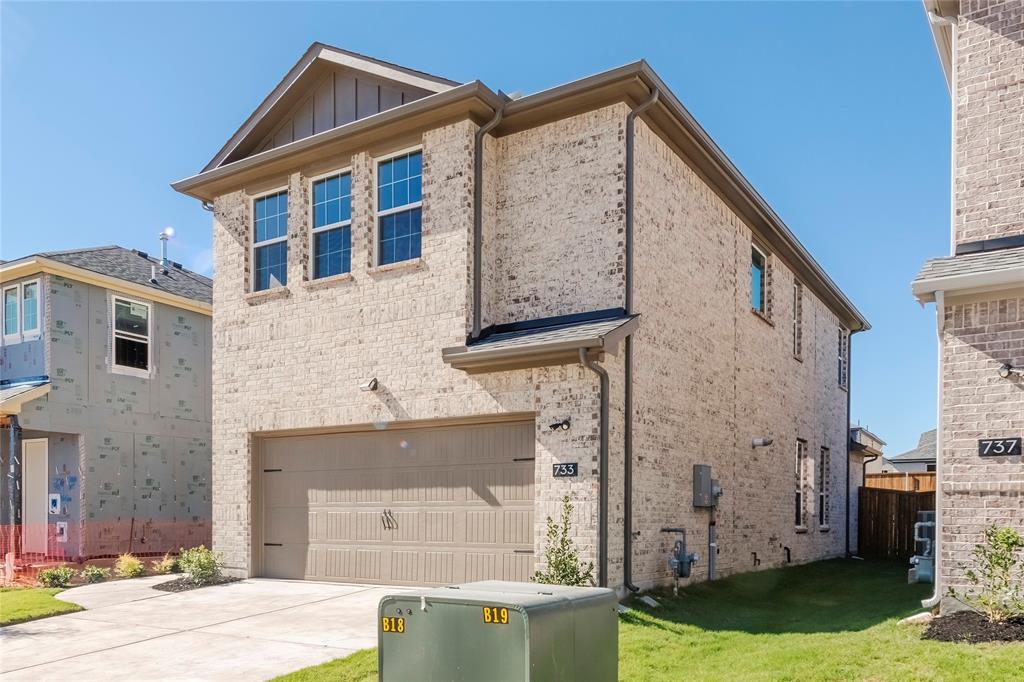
left=1, top=1, right=950, bottom=454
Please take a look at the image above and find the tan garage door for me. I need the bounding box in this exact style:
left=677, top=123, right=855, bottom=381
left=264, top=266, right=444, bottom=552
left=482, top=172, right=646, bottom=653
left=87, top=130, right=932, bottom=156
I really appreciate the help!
left=259, top=421, right=535, bottom=586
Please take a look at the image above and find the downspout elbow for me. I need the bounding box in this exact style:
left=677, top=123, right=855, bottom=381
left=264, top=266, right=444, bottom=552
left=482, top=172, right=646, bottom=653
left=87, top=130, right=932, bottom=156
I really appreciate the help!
left=471, top=104, right=505, bottom=340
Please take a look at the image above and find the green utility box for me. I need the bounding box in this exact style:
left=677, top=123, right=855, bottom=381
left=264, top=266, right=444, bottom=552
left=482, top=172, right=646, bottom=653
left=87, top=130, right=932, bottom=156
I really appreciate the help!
left=378, top=580, right=618, bottom=682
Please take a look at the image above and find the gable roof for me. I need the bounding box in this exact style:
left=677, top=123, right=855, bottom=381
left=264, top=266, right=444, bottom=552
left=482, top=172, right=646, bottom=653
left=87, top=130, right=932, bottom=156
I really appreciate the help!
left=1, top=246, right=212, bottom=312
left=889, top=429, right=936, bottom=462
left=203, top=42, right=459, bottom=173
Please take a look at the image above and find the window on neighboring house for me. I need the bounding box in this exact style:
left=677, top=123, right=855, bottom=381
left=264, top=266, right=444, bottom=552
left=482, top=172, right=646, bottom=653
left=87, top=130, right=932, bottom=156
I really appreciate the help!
left=795, top=439, right=808, bottom=528
left=312, top=171, right=352, bottom=278
left=377, top=150, right=422, bottom=265
left=112, top=296, right=150, bottom=374
left=818, top=446, right=831, bottom=529
left=838, top=328, right=849, bottom=389
left=751, top=244, right=767, bottom=315
left=3, top=279, right=41, bottom=340
left=253, top=190, right=289, bottom=291
left=926, top=464, right=936, bottom=473
left=3, top=286, right=18, bottom=337
left=792, top=282, right=803, bottom=358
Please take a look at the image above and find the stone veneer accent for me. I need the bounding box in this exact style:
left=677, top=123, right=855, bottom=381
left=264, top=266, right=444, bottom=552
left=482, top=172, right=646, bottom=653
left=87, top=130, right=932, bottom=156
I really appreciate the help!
left=211, top=103, right=857, bottom=589
left=954, top=0, right=1024, bottom=245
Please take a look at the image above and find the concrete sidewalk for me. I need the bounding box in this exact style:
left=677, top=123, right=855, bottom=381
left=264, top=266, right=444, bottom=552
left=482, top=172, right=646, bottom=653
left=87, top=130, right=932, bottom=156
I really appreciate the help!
left=1, top=577, right=408, bottom=681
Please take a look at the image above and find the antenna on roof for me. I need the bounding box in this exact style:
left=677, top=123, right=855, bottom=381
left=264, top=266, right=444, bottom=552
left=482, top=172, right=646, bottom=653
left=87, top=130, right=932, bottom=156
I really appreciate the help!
left=158, top=227, right=175, bottom=274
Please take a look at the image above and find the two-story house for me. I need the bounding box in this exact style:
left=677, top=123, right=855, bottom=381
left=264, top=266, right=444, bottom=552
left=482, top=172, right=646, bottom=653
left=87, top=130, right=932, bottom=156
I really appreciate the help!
left=913, top=0, right=1024, bottom=611
left=0, top=246, right=212, bottom=566
left=173, top=44, right=867, bottom=592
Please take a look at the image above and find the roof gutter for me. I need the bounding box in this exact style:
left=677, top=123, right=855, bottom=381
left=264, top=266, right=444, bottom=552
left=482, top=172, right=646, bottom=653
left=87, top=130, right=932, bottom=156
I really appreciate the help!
left=912, top=266, right=1024, bottom=303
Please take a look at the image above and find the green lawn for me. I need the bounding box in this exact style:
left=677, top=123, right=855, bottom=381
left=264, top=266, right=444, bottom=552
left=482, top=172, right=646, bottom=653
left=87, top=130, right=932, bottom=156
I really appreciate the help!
left=0, top=587, right=83, bottom=626
left=273, top=559, right=1023, bottom=681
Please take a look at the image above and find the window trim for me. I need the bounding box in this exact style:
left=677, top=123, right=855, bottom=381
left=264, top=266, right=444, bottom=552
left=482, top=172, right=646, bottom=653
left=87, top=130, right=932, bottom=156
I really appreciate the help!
left=751, top=242, right=768, bottom=316
left=250, top=185, right=290, bottom=292
left=308, top=167, right=354, bottom=280
left=838, top=327, right=849, bottom=390
left=795, top=438, right=808, bottom=530
left=2, top=278, right=42, bottom=343
left=110, top=294, right=152, bottom=378
left=792, top=281, right=803, bottom=360
left=817, top=446, right=831, bottom=531
left=373, top=145, right=424, bottom=265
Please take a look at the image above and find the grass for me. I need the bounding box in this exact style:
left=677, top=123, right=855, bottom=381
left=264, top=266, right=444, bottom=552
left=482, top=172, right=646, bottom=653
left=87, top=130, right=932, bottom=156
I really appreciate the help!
left=0, top=586, right=83, bottom=626
left=272, top=559, right=1023, bottom=681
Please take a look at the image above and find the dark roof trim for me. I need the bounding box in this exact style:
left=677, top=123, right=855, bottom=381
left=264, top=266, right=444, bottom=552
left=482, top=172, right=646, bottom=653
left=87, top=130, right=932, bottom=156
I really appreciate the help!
left=956, top=234, right=1024, bottom=256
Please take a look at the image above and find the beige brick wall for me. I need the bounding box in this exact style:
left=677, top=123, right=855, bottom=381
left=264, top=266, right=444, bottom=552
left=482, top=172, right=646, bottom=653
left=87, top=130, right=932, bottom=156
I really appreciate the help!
left=954, top=0, right=1024, bottom=245
left=210, top=104, right=857, bottom=589
left=940, top=292, right=1024, bottom=593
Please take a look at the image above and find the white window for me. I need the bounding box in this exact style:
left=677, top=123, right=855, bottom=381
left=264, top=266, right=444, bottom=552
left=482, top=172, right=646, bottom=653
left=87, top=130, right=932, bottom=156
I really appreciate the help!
left=112, top=296, right=151, bottom=376
left=2, top=279, right=41, bottom=341
left=792, top=282, right=803, bottom=358
left=838, top=328, right=849, bottom=389
left=795, top=439, right=808, bottom=529
left=376, top=149, right=423, bottom=265
left=818, top=446, right=831, bottom=530
left=253, top=189, right=289, bottom=291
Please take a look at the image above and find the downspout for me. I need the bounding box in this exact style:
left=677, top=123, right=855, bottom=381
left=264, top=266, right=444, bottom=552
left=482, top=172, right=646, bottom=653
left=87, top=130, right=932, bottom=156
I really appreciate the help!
left=471, top=104, right=505, bottom=340
left=622, top=86, right=660, bottom=593
left=923, top=290, right=945, bottom=609
left=579, top=347, right=610, bottom=588
left=845, top=334, right=854, bottom=557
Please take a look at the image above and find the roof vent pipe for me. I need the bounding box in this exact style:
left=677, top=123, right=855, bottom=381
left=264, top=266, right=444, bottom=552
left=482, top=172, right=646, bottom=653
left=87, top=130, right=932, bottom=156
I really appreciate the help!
left=622, top=85, right=660, bottom=594
left=471, top=103, right=505, bottom=340
left=159, top=227, right=175, bottom=274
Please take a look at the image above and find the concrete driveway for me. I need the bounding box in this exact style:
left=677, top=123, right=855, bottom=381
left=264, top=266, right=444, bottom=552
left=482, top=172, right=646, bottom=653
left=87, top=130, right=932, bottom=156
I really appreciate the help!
left=1, top=576, right=408, bottom=681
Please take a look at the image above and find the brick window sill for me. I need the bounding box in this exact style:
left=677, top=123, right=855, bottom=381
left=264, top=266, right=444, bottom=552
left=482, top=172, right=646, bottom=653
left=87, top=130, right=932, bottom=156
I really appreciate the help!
left=752, top=308, right=774, bottom=327
left=818, top=526, right=831, bottom=533
left=245, top=286, right=291, bottom=305
left=794, top=526, right=808, bottom=534
left=303, top=273, right=354, bottom=291
left=368, top=258, right=424, bottom=276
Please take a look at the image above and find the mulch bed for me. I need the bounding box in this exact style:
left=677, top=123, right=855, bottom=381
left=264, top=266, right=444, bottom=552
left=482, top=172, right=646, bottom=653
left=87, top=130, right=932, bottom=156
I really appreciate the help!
left=152, top=576, right=241, bottom=593
left=923, top=610, right=1024, bottom=643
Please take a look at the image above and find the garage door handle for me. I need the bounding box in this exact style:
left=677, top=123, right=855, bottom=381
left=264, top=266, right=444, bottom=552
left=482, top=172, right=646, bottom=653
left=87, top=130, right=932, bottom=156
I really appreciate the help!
left=381, top=512, right=388, bottom=530
left=386, top=509, right=398, bottom=530
left=264, top=543, right=282, bottom=547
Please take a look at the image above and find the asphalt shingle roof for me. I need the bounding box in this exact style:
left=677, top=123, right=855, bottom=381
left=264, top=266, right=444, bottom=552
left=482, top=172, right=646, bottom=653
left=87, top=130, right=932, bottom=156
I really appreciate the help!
left=11, top=246, right=212, bottom=304
left=914, top=247, right=1024, bottom=283
left=889, top=429, right=936, bottom=462
left=468, top=315, right=637, bottom=352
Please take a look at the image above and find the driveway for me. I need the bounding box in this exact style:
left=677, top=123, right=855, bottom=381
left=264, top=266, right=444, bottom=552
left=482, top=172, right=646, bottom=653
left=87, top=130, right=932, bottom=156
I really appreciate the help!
left=1, top=576, right=409, bottom=681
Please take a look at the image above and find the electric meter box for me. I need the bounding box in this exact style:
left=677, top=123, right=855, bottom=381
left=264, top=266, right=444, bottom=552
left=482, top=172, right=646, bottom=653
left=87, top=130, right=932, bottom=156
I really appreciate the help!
left=378, top=580, right=618, bottom=682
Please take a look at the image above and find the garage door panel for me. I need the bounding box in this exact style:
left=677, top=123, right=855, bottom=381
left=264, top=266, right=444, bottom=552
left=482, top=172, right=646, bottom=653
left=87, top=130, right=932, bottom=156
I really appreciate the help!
left=261, top=421, right=535, bottom=586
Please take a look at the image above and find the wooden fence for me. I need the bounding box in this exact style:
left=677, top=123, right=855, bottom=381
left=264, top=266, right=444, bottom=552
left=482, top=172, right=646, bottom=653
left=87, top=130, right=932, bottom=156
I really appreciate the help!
left=864, top=472, right=935, bottom=492
left=858, top=487, right=935, bottom=560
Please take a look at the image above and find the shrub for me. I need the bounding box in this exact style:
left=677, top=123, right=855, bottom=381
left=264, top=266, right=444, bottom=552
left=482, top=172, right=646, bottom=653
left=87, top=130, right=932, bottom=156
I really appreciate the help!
left=956, top=524, right=1024, bottom=623
left=114, top=553, right=145, bottom=578
left=37, top=565, right=76, bottom=588
left=80, top=565, right=111, bottom=583
left=150, top=553, right=178, bottom=575
left=178, top=545, right=221, bottom=585
left=532, top=495, right=594, bottom=587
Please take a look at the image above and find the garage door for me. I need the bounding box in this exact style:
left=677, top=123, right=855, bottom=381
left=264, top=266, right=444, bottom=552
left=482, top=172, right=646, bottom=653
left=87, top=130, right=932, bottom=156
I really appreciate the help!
left=259, top=421, right=535, bottom=586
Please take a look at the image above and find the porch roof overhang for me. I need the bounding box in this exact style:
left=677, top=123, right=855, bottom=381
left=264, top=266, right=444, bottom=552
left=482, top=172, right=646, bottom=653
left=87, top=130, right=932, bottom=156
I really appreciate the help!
left=0, top=378, right=51, bottom=416
left=912, top=247, right=1024, bottom=303
left=442, top=310, right=639, bottom=373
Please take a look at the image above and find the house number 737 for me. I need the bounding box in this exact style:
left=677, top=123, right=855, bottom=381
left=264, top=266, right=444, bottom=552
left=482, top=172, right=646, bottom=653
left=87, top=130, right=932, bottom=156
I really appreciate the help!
left=978, top=438, right=1021, bottom=456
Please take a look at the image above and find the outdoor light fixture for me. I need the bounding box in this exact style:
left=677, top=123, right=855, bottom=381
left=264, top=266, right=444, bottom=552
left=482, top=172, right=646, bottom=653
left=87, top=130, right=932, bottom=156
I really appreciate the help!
left=751, top=437, right=773, bottom=448
left=998, top=364, right=1024, bottom=379
left=359, top=378, right=379, bottom=392
left=549, top=418, right=571, bottom=431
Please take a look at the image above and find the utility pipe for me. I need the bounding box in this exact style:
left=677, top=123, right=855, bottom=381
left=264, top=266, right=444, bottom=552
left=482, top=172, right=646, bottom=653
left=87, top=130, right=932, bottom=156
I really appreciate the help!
left=923, top=290, right=945, bottom=609
left=579, top=347, right=610, bottom=588
left=471, top=104, right=505, bottom=340
left=622, top=86, right=660, bottom=593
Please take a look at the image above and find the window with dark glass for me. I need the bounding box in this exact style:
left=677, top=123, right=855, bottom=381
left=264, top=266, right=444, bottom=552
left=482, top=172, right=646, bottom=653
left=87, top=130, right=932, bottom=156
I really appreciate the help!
left=254, top=190, right=289, bottom=291
left=751, top=245, right=766, bottom=313
left=795, top=439, right=807, bottom=527
left=838, top=328, right=849, bottom=389
left=377, top=150, right=422, bottom=265
left=818, top=447, right=831, bottom=529
left=312, top=172, right=352, bottom=278
left=113, top=297, right=150, bottom=372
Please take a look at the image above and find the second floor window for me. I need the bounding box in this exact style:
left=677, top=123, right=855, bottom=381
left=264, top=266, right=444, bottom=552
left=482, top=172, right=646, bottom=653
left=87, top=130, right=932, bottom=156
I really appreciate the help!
left=312, top=172, right=353, bottom=278
left=751, top=244, right=767, bottom=314
left=838, top=328, right=849, bottom=389
left=792, top=282, right=803, bottom=358
left=3, top=286, right=18, bottom=336
left=377, top=150, right=422, bottom=265
left=254, top=190, right=289, bottom=291
left=3, top=279, right=40, bottom=339
left=113, top=296, right=150, bottom=374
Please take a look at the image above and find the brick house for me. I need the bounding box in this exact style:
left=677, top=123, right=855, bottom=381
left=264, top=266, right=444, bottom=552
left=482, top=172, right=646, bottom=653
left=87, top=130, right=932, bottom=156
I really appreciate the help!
left=173, top=44, right=867, bottom=592
left=914, top=0, right=1024, bottom=609
left=0, top=246, right=212, bottom=564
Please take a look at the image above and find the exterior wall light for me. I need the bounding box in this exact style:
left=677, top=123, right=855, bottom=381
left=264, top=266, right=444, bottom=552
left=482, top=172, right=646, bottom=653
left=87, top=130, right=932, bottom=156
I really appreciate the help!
left=549, top=418, right=571, bottom=431
left=359, top=378, right=379, bottom=392
left=998, top=364, right=1024, bottom=379
left=752, top=437, right=773, bottom=448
